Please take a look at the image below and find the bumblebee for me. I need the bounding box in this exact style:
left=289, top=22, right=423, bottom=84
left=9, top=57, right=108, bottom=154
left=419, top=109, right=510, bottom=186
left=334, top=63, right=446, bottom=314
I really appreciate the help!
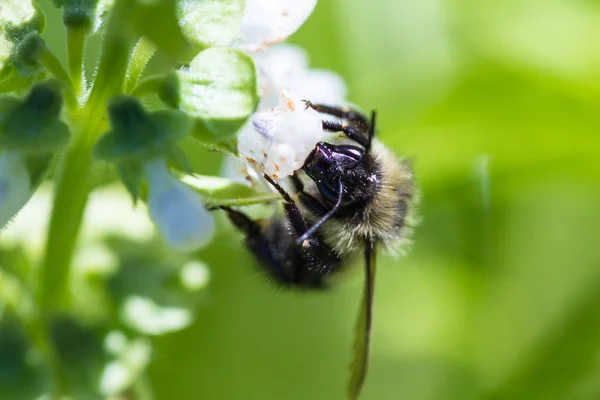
left=212, top=103, right=417, bottom=399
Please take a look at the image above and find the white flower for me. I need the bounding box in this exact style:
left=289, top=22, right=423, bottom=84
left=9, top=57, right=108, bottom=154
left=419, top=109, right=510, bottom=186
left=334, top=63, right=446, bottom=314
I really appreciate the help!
left=255, top=44, right=347, bottom=108
left=144, top=158, right=215, bottom=252
left=0, top=150, right=31, bottom=230
left=223, top=1, right=349, bottom=180
left=238, top=90, right=323, bottom=178
left=235, top=0, right=318, bottom=52
left=236, top=45, right=348, bottom=179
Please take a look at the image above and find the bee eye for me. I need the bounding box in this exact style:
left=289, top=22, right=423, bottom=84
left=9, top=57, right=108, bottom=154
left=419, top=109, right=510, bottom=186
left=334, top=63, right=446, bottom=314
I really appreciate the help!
left=332, top=145, right=364, bottom=169
left=318, top=181, right=340, bottom=203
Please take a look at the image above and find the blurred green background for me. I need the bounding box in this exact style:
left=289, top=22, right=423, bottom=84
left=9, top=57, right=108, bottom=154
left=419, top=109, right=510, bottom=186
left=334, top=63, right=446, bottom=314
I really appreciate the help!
left=36, top=0, right=600, bottom=399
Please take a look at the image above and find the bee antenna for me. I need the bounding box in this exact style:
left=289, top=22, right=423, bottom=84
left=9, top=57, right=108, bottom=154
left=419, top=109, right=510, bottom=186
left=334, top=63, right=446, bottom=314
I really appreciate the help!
left=349, top=110, right=376, bottom=170
left=295, top=179, right=344, bottom=245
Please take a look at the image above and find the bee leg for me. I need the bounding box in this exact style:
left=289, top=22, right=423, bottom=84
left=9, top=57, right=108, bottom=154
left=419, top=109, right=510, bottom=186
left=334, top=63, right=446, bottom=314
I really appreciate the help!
left=207, top=205, right=261, bottom=236
left=289, top=174, right=327, bottom=217
left=263, top=174, right=310, bottom=235
left=321, top=120, right=368, bottom=147
left=303, top=101, right=369, bottom=129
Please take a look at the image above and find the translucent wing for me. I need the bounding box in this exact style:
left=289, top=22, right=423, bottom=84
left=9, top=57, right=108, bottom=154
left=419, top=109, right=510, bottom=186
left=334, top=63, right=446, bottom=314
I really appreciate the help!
left=348, top=239, right=377, bottom=399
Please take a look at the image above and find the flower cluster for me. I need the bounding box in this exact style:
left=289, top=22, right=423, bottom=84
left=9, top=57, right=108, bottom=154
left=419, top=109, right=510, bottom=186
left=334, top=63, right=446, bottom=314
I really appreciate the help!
left=0, top=0, right=345, bottom=398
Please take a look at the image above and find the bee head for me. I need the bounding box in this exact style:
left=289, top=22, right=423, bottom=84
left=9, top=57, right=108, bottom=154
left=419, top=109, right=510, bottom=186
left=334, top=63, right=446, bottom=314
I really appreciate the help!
left=303, top=141, right=374, bottom=204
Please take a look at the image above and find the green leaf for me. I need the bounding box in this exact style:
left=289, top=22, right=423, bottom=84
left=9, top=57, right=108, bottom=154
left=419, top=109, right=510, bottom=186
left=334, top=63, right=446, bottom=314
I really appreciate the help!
left=131, top=0, right=195, bottom=62
left=160, top=48, right=259, bottom=143
left=181, top=174, right=280, bottom=207
left=0, top=81, right=69, bottom=154
left=117, top=162, right=145, bottom=203
left=177, top=0, right=245, bottom=50
left=94, top=96, right=192, bottom=162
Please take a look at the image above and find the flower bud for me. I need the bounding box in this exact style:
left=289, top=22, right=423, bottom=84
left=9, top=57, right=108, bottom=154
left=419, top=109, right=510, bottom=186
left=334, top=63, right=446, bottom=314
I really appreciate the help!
left=0, top=81, right=69, bottom=153
left=0, top=1, right=46, bottom=82
left=144, top=158, right=215, bottom=251
left=0, top=151, right=32, bottom=229
left=60, top=0, right=97, bottom=31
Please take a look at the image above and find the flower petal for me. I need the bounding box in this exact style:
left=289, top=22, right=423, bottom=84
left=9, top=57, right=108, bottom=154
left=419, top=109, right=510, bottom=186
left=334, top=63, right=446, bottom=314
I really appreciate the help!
left=144, top=158, right=215, bottom=251
left=255, top=44, right=347, bottom=108
left=234, top=0, right=317, bottom=52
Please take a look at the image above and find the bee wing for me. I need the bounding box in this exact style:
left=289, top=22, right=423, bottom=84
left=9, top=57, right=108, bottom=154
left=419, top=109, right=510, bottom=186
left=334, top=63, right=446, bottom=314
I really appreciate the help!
left=348, top=239, right=377, bottom=400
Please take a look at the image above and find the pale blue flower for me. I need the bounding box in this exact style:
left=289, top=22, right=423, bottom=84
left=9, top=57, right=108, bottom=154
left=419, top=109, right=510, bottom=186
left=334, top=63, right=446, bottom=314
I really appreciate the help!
left=144, top=158, right=215, bottom=251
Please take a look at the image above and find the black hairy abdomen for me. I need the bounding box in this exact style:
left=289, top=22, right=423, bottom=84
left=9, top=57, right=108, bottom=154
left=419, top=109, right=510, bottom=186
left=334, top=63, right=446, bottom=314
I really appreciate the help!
left=246, top=218, right=342, bottom=290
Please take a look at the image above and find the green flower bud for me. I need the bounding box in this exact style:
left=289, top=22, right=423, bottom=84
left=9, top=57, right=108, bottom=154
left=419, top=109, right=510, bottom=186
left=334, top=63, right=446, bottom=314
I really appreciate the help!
left=51, top=0, right=113, bottom=32
left=0, top=81, right=69, bottom=153
left=0, top=0, right=46, bottom=82
left=62, top=0, right=96, bottom=31
left=11, top=32, right=47, bottom=78
left=94, top=96, right=191, bottom=162
left=159, top=48, right=259, bottom=143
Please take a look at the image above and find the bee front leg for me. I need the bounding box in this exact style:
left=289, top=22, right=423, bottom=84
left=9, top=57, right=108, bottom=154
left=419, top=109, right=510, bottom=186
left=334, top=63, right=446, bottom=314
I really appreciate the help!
left=262, top=174, right=310, bottom=235
left=303, top=102, right=369, bottom=129
left=321, top=120, right=367, bottom=147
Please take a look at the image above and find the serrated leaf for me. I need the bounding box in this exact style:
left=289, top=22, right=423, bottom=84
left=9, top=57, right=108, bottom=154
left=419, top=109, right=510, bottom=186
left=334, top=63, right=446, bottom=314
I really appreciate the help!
left=162, top=48, right=259, bottom=142
left=181, top=174, right=279, bottom=207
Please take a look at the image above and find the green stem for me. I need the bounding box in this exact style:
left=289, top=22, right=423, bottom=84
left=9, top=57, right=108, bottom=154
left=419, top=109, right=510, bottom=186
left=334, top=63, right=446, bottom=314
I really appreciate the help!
left=125, top=37, right=157, bottom=93
left=38, top=127, right=97, bottom=312
left=39, top=0, right=136, bottom=314
left=87, top=0, right=137, bottom=108
left=67, top=27, right=86, bottom=97
left=205, top=194, right=282, bottom=208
